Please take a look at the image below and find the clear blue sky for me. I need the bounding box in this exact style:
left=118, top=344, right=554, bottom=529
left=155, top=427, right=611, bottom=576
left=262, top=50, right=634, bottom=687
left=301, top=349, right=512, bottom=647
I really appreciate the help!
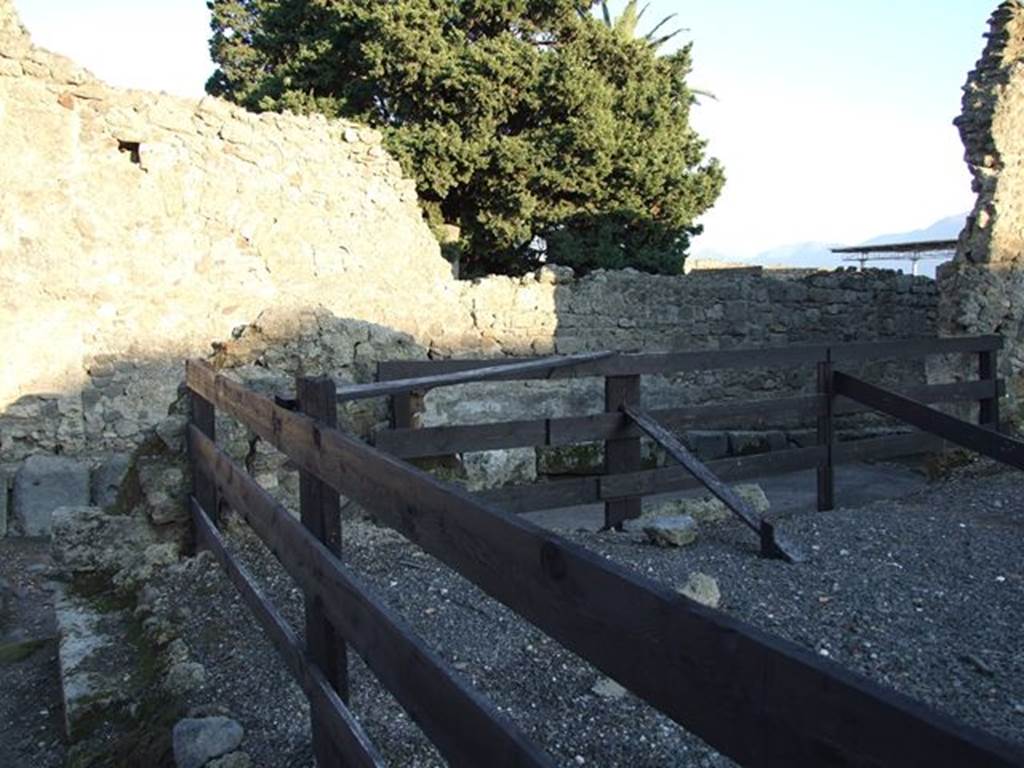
left=16, top=0, right=998, bottom=257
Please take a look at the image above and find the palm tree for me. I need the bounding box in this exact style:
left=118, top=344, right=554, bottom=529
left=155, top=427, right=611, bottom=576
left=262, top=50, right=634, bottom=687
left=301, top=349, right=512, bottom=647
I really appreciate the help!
left=594, top=1, right=716, bottom=102
left=599, top=1, right=683, bottom=49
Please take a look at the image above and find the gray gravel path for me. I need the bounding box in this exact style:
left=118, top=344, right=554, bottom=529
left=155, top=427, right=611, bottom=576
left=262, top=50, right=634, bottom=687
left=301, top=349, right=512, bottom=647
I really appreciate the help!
left=164, top=462, right=1024, bottom=766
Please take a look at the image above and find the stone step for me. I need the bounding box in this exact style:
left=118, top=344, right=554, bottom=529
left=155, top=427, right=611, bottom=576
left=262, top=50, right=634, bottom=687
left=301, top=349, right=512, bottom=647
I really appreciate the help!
left=53, top=582, right=142, bottom=741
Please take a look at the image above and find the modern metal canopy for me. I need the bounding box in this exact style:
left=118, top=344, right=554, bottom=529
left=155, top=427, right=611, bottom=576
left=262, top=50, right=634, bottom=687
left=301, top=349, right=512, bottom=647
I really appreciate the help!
left=830, top=239, right=958, bottom=275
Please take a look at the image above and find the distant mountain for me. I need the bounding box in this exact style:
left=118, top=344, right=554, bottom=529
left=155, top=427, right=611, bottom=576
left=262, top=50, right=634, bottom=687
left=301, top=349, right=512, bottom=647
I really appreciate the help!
left=697, top=213, right=968, bottom=278
left=861, top=213, right=966, bottom=247
left=747, top=241, right=841, bottom=270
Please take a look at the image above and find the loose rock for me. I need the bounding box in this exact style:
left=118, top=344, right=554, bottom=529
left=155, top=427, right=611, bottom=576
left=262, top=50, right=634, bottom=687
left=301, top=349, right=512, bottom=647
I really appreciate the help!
left=677, top=572, right=721, bottom=608
left=590, top=677, right=627, bottom=699
left=652, top=484, right=770, bottom=524
left=172, top=716, right=244, bottom=768
left=643, top=515, right=698, bottom=548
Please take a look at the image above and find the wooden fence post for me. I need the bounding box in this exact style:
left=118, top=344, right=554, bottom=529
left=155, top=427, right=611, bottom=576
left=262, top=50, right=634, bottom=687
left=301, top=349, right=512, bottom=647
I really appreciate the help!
left=190, top=387, right=217, bottom=526
left=978, top=348, right=1000, bottom=431
left=816, top=353, right=835, bottom=512
left=604, top=375, right=642, bottom=529
left=296, top=375, right=347, bottom=766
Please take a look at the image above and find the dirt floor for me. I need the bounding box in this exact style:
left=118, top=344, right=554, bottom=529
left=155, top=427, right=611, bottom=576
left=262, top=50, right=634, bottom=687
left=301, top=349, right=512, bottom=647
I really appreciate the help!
left=0, top=538, right=67, bottom=768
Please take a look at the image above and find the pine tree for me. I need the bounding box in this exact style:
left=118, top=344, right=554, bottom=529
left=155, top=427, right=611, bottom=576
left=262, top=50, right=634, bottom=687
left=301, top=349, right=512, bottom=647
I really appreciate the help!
left=207, top=0, right=724, bottom=276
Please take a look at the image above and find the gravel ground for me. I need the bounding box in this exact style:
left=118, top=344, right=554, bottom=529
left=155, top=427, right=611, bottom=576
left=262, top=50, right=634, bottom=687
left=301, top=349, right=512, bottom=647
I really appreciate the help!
left=0, top=539, right=67, bottom=768
left=163, top=462, right=1024, bottom=767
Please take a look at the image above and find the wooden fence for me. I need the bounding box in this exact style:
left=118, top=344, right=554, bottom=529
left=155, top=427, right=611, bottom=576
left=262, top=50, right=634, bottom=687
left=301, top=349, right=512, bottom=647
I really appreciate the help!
left=185, top=334, right=1024, bottom=767
left=376, top=335, right=1005, bottom=523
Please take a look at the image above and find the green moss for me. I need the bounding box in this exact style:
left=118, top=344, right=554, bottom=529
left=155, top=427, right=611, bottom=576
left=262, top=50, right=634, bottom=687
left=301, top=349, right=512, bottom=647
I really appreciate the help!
left=70, top=572, right=134, bottom=614
left=537, top=443, right=604, bottom=476
left=67, top=591, right=181, bottom=766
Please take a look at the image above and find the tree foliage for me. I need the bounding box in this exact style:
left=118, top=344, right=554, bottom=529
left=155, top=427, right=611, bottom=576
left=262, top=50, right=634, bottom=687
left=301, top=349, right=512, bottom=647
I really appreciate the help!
left=207, top=0, right=724, bottom=277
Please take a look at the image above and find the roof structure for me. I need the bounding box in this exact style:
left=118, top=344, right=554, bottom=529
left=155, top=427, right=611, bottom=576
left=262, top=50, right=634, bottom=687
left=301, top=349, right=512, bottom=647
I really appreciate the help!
left=830, top=239, right=958, bottom=275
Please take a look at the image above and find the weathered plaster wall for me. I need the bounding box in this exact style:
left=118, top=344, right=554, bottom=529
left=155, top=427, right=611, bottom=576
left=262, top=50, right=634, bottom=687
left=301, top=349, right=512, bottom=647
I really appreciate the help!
left=0, top=0, right=473, bottom=466
left=942, top=0, right=1024, bottom=406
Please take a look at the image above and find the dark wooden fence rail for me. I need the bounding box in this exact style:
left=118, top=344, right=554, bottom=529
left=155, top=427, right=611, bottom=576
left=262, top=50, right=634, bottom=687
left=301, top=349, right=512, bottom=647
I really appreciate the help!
left=376, top=335, right=1004, bottom=522
left=184, top=337, right=1024, bottom=768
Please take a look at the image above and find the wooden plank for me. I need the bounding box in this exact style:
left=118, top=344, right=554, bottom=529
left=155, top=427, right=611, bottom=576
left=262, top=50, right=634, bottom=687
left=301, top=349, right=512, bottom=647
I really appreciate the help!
left=817, top=358, right=835, bottom=512
left=604, top=376, right=641, bottom=529
left=623, top=405, right=760, bottom=533
left=375, top=382, right=997, bottom=461
left=834, top=372, right=1024, bottom=471
left=186, top=360, right=1024, bottom=768
left=376, top=419, right=548, bottom=458
left=833, top=380, right=998, bottom=416
left=380, top=384, right=988, bottom=460
left=599, top=445, right=827, bottom=503
left=377, top=337, right=1002, bottom=382
left=621, top=405, right=802, bottom=563
left=478, top=447, right=827, bottom=513
left=484, top=431, right=944, bottom=514
left=379, top=345, right=828, bottom=381
left=830, top=335, right=1002, bottom=363
left=833, top=432, right=945, bottom=464
left=190, top=390, right=217, bottom=526
left=482, top=475, right=601, bottom=514
left=191, top=498, right=385, bottom=768
left=378, top=396, right=819, bottom=460
left=979, top=350, right=1000, bottom=430
left=296, top=376, right=346, bottom=768
left=189, top=427, right=552, bottom=768
left=340, top=351, right=612, bottom=402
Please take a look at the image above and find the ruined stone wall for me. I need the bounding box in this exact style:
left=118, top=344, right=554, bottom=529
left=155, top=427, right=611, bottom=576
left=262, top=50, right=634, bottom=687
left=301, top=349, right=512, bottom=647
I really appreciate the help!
left=468, top=267, right=934, bottom=359
left=942, top=0, right=1024, bottom=407
left=430, top=267, right=937, bottom=426
left=0, top=0, right=474, bottom=469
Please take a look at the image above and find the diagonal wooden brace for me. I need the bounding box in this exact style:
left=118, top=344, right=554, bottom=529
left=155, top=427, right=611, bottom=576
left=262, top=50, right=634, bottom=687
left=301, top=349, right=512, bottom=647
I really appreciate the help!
left=621, top=404, right=803, bottom=563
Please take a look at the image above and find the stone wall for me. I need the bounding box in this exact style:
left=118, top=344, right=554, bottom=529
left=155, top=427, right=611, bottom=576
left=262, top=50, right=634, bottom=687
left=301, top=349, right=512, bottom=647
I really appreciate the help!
left=427, top=267, right=938, bottom=483
left=0, top=0, right=473, bottom=470
left=942, top=0, right=1024, bottom=408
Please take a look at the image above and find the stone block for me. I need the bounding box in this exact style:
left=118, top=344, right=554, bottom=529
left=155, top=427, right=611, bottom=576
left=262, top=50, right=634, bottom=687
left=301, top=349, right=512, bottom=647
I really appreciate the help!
left=728, top=430, right=789, bottom=456
left=55, top=584, right=140, bottom=740
left=138, top=458, right=188, bottom=525
left=684, top=431, right=729, bottom=461
left=462, top=448, right=536, bottom=492
left=728, top=431, right=771, bottom=456
left=537, top=443, right=603, bottom=476
left=90, top=453, right=132, bottom=510
left=51, top=506, right=157, bottom=575
left=12, top=455, right=90, bottom=537
left=766, top=430, right=788, bottom=452
left=172, top=717, right=245, bottom=768
left=642, top=515, right=698, bottom=548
